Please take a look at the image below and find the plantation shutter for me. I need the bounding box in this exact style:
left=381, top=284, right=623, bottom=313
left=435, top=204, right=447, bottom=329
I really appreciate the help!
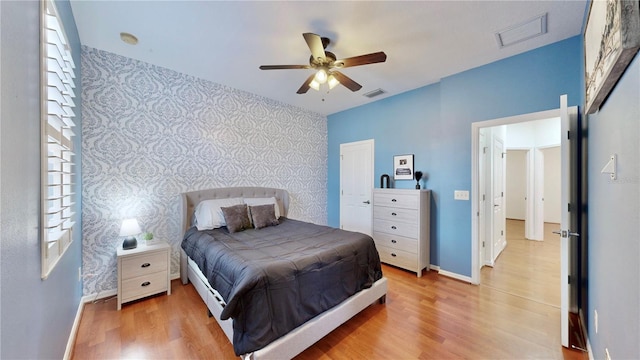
left=42, top=0, right=77, bottom=279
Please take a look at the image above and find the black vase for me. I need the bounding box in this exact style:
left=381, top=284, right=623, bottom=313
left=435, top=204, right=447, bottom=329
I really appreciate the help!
left=415, top=171, right=423, bottom=189
left=380, top=174, right=390, bottom=188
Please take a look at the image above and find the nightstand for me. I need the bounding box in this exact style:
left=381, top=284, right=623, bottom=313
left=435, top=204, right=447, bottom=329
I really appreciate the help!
left=117, top=241, right=171, bottom=310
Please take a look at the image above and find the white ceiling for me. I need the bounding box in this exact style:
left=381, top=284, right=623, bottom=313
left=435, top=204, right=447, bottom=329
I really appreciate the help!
left=70, top=1, right=587, bottom=116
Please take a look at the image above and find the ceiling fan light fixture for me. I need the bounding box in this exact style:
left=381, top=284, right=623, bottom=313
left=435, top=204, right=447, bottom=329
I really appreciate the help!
left=327, top=74, right=340, bottom=89
left=314, top=69, right=328, bottom=84
left=309, top=79, right=320, bottom=91
left=119, top=32, right=139, bottom=45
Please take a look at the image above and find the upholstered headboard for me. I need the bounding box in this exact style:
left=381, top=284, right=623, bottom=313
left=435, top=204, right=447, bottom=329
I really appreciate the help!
left=179, top=187, right=290, bottom=284
left=180, top=187, right=290, bottom=232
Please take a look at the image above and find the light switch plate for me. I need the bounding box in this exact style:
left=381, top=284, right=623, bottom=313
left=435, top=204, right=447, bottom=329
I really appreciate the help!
left=454, top=190, right=469, bottom=200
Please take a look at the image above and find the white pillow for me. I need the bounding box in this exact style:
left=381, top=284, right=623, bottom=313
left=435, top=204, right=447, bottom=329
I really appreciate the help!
left=243, top=197, right=281, bottom=219
left=194, top=197, right=243, bottom=230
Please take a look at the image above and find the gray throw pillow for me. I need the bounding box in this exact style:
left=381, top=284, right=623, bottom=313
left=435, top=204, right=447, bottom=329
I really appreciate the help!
left=220, top=204, right=252, bottom=233
left=249, top=204, right=279, bottom=229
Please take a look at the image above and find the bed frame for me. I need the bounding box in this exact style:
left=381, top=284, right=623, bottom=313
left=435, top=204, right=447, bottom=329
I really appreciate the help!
left=179, top=187, right=388, bottom=359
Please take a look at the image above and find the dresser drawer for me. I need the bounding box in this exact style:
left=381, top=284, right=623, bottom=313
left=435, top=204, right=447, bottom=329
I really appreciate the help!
left=376, top=244, right=417, bottom=271
left=121, top=271, right=169, bottom=302
left=373, top=232, right=417, bottom=253
left=374, top=219, right=418, bottom=238
left=373, top=192, right=418, bottom=209
left=121, top=251, right=168, bottom=279
left=373, top=206, right=417, bottom=223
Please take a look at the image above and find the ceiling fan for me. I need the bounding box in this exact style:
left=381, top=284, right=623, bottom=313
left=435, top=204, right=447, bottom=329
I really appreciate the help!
left=259, top=33, right=387, bottom=94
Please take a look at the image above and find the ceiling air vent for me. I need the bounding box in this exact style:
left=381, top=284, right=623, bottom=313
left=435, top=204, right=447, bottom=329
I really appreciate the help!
left=363, top=88, right=386, bottom=98
left=495, top=13, right=547, bottom=48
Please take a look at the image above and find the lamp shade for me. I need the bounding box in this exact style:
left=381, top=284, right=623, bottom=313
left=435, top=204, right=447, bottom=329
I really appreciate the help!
left=120, top=218, right=141, bottom=237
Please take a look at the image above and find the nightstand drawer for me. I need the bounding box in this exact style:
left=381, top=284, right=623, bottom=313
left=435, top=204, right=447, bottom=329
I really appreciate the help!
left=374, top=218, right=418, bottom=239
left=373, top=232, right=417, bottom=253
left=373, top=206, right=417, bottom=223
left=121, top=251, right=168, bottom=279
left=121, top=271, right=169, bottom=302
left=373, top=192, right=418, bottom=209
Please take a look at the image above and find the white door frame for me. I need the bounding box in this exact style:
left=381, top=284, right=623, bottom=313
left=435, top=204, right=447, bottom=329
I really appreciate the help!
left=471, top=108, right=561, bottom=284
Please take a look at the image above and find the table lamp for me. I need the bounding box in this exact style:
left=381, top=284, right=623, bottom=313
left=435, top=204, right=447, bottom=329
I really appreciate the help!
left=120, top=218, right=141, bottom=250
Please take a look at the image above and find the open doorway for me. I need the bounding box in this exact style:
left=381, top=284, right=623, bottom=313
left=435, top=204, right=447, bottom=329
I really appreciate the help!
left=471, top=98, right=581, bottom=349
left=478, top=118, right=561, bottom=269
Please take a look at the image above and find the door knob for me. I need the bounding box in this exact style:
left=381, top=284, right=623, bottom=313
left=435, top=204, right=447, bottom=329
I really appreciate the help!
left=362, top=200, right=370, bottom=204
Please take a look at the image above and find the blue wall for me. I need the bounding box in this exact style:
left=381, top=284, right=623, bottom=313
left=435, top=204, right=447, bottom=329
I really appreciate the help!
left=328, top=36, right=582, bottom=276
left=0, top=1, right=83, bottom=358
left=586, top=53, right=639, bottom=359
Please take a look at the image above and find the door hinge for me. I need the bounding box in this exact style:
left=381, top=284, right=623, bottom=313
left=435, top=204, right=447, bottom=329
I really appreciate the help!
left=502, top=152, right=505, bottom=158
left=482, top=194, right=485, bottom=201
left=482, top=241, right=485, bottom=248
left=483, top=147, right=487, bottom=154
left=501, top=230, right=504, bottom=236
left=567, top=130, right=570, bottom=140
left=567, top=203, right=571, bottom=212
left=501, top=192, right=504, bottom=197
left=477, top=211, right=480, bottom=216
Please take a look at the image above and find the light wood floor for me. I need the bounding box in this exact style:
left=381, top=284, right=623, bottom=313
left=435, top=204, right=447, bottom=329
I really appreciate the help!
left=72, top=221, right=587, bottom=359
left=481, top=219, right=562, bottom=307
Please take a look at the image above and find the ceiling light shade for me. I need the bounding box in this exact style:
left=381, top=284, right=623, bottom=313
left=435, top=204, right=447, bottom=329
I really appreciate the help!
left=309, top=79, right=320, bottom=91
left=314, top=69, right=328, bottom=84
left=119, top=32, right=139, bottom=45
left=327, top=74, right=340, bottom=89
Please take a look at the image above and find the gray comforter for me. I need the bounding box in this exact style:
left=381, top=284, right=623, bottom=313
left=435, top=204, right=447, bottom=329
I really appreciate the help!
left=181, top=218, right=383, bottom=355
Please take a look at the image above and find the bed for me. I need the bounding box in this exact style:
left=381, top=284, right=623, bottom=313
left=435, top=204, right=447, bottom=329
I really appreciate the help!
left=179, top=187, right=388, bottom=359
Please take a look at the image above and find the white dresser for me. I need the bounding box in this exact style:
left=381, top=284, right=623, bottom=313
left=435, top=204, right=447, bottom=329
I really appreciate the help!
left=373, top=188, right=431, bottom=277
left=117, top=241, right=171, bottom=310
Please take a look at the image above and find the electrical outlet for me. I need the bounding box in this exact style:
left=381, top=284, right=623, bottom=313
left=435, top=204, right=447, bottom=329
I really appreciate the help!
left=454, top=190, right=469, bottom=200
left=595, top=309, right=598, bottom=334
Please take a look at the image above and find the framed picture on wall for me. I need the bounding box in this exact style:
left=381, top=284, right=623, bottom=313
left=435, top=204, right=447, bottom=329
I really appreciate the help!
left=393, top=154, right=414, bottom=180
left=584, top=0, right=640, bottom=114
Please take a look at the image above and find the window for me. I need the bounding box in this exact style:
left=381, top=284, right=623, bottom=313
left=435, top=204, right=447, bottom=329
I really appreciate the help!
left=41, top=0, right=76, bottom=279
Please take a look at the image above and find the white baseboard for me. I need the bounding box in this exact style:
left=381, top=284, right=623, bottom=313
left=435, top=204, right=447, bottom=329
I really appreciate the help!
left=438, top=269, right=473, bottom=283
left=63, top=298, right=86, bottom=360
left=429, top=264, right=440, bottom=271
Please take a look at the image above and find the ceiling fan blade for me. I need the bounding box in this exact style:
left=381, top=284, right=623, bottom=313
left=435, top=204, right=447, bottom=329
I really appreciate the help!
left=331, top=71, right=362, bottom=92
left=297, top=73, right=317, bottom=94
left=303, top=33, right=326, bottom=61
left=259, top=65, right=311, bottom=70
left=332, top=52, right=387, bottom=68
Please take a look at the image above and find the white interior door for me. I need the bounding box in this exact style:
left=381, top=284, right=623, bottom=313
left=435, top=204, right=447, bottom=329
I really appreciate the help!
left=479, top=130, right=487, bottom=267
left=492, top=137, right=506, bottom=261
left=558, top=95, right=579, bottom=348
left=340, top=140, right=374, bottom=236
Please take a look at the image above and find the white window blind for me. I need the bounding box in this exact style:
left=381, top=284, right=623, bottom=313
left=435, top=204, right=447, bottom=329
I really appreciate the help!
left=41, top=0, right=76, bottom=279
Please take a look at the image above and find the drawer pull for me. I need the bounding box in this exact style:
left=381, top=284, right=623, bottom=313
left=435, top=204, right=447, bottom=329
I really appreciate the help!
left=141, top=263, right=151, bottom=268
left=391, top=198, right=397, bottom=202
left=391, top=239, right=397, bottom=244
left=391, top=253, right=397, bottom=257
left=391, top=226, right=397, bottom=230
left=391, top=212, right=397, bottom=216
left=141, top=281, right=151, bottom=287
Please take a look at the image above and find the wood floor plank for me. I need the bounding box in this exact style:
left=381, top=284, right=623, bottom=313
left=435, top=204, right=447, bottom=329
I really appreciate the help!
left=71, top=220, right=587, bottom=359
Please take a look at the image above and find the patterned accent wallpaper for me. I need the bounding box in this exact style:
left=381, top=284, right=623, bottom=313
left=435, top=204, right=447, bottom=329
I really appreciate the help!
left=81, top=46, right=327, bottom=296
